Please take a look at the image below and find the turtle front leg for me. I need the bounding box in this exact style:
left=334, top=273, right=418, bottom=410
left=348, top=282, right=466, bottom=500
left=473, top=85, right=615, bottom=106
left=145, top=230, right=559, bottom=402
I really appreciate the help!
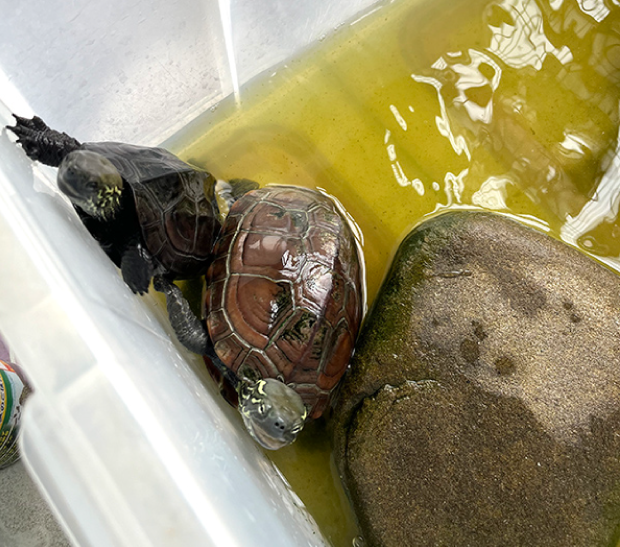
left=120, top=240, right=155, bottom=295
left=6, top=115, right=82, bottom=167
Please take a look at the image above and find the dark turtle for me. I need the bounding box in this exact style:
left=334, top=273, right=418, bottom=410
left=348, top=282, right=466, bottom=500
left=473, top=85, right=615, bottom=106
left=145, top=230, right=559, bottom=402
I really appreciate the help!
left=6, top=115, right=255, bottom=294
left=156, top=185, right=364, bottom=449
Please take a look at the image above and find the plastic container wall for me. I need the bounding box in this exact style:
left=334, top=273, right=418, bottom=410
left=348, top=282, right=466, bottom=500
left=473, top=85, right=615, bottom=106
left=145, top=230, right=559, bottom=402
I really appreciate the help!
left=1, top=0, right=381, bottom=142
left=0, top=0, right=381, bottom=545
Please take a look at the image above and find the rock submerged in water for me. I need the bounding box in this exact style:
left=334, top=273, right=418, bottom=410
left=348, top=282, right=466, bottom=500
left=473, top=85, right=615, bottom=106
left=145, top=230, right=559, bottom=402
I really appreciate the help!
left=332, top=211, right=620, bottom=547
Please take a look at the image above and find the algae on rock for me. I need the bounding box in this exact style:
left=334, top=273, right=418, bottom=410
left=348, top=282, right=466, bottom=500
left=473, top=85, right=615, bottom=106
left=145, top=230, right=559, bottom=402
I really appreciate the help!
left=333, top=211, right=620, bottom=547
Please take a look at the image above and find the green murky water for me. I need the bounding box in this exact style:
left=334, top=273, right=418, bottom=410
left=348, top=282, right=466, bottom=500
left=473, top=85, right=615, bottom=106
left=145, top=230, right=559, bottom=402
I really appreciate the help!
left=171, top=0, right=620, bottom=544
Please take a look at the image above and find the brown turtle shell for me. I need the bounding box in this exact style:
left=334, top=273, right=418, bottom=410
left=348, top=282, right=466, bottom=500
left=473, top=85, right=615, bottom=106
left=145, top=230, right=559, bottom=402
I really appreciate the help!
left=84, top=142, right=220, bottom=279
left=205, top=185, right=364, bottom=418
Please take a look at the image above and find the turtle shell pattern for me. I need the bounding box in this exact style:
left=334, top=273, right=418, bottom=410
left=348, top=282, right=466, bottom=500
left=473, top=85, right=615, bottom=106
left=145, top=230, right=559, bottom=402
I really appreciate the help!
left=206, top=185, right=364, bottom=418
left=84, top=142, right=220, bottom=279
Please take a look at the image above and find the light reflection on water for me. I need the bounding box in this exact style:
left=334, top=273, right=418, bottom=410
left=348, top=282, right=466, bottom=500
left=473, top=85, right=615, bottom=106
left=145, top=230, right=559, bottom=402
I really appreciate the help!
left=393, top=0, right=620, bottom=271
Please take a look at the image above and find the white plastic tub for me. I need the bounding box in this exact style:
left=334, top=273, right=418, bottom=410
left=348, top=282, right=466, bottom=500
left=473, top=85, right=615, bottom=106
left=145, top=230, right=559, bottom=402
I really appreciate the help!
left=0, top=1, right=380, bottom=545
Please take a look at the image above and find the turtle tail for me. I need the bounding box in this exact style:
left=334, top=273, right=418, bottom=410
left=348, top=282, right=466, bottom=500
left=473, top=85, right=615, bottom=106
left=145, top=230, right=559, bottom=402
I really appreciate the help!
left=6, top=115, right=82, bottom=167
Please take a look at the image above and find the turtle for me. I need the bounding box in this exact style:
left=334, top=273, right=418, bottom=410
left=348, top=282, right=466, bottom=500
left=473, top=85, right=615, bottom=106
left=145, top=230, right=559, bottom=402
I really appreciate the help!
left=155, top=185, right=365, bottom=449
left=6, top=115, right=256, bottom=294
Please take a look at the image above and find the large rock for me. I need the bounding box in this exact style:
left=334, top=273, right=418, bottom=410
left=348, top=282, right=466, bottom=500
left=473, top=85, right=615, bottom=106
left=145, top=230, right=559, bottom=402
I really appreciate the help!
left=333, top=211, right=620, bottom=547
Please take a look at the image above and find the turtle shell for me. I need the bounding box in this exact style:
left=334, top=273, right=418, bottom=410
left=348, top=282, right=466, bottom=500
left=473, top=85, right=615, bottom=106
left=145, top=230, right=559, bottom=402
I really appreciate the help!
left=205, top=185, right=364, bottom=418
left=83, top=142, right=220, bottom=279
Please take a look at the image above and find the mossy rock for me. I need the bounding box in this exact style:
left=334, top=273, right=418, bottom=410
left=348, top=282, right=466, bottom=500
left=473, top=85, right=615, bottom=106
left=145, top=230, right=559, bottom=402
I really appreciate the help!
left=333, top=211, right=620, bottom=547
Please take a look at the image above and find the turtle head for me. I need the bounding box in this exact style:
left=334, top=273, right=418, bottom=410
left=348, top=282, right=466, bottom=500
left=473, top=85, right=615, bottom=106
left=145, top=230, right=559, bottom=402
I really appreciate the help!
left=58, top=150, right=123, bottom=219
left=238, top=378, right=307, bottom=450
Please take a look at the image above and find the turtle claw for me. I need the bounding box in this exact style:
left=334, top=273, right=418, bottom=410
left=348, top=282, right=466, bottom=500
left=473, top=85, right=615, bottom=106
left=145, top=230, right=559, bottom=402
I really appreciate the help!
left=11, top=114, right=49, bottom=132
left=8, top=114, right=51, bottom=144
left=6, top=114, right=81, bottom=167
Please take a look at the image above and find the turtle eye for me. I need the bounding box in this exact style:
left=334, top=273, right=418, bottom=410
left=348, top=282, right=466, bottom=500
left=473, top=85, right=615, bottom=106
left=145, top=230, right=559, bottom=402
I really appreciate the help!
left=258, top=402, right=266, bottom=416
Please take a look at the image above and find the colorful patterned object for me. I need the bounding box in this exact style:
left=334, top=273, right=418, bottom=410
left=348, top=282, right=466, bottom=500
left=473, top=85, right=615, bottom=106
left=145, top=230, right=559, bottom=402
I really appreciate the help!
left=0, top=359, right=29, bottom=469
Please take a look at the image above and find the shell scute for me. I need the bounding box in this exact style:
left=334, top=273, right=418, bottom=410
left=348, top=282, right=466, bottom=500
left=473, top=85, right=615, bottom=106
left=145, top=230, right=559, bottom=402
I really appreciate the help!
left=206, top=307, right=228, bottom=341
left=212, top=229, right=236, bottom=262
left=298, top=263, right=335, bottom=316
left=264, top=344, right=296, bottom=380
left=306, top=227, right=340, bottom=263
left=130, top=165, right=219, bottom=278
left=207, top=256, right=228, bottom=290
left=213, top=335, right=245, bottom=369
left=222, top=276, right=271, bottom=351
left=238, top=352, right=276, bottom=383
left=232, top=231, right=306, bottom=281
left=235, top=276, right=293, bottom=345
left=241, top=201, right=309, bottom=236
left=345, top=282, right=362, bottom=327
left=321, top=322, right=355, bottom=383
left=276, top=309, right=318, bottom=363
left=320, top=273, right=347, bottom=326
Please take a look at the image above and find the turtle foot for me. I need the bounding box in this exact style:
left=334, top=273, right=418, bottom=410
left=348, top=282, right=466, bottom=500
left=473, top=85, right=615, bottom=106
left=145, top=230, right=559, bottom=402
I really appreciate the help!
left=6, top=114, right=82, bottom=167
left=153, top=275, right=212, bottom=356
left=121, top=241, right=154, bottom=295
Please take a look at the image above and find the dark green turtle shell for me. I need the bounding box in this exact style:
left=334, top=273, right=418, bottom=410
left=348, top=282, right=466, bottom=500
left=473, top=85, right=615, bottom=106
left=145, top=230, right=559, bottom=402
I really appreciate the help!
left=83, top=142, right=220, bottom=279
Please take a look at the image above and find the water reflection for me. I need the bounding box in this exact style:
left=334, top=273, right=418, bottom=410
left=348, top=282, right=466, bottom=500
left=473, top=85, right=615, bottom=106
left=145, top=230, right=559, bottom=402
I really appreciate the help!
left=560, top=117, right=620, bottom=253
left=410, top=71, right=472, bottom=159
left=472, top=175, right=514, bottom=209
left=486, top=0, right=572, bottom=70
left=549, top=0, right=617, bottom=21
left=573, top=0, right=614, bottom=23
left=433, top=49, right=501, bottom=124
left=402, top=0, right=620, bottom=262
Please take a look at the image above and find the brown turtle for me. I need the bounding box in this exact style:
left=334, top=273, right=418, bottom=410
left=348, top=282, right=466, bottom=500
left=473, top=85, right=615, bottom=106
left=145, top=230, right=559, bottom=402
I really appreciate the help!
left=156, top=185, right=364, bottom=449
